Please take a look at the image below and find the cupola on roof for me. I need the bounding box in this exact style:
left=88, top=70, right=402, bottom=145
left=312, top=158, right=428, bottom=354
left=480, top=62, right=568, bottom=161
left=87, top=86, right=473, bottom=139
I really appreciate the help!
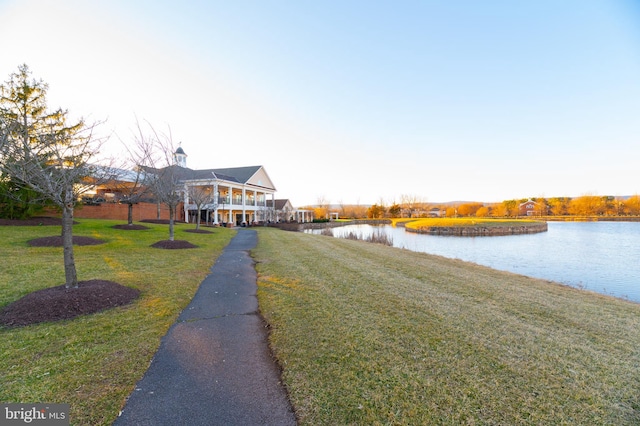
left=174, top=144, right=187, bottom=167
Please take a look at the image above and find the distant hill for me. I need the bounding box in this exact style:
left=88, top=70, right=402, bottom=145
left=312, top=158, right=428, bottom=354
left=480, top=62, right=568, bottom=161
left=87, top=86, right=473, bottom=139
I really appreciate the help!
left=302, top=196, right=636, bottom=210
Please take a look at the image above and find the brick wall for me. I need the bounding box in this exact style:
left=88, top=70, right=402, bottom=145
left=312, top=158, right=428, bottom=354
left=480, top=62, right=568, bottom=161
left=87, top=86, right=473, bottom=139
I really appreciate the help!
left=73, top=202, right=185, bottom=222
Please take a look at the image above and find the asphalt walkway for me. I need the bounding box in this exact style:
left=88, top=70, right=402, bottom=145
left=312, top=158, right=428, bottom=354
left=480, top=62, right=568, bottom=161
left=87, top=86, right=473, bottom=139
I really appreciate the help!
left=114, top=229, right=297, bottom=425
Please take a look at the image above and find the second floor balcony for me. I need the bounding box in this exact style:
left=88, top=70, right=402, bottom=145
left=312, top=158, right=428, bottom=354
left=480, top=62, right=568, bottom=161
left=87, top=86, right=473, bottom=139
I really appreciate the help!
left=185, top=196, right=270, bottom=210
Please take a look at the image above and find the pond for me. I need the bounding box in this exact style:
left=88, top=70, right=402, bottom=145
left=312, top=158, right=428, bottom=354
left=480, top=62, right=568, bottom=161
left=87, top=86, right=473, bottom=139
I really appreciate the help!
left=306, top=221, right=640, bottom=303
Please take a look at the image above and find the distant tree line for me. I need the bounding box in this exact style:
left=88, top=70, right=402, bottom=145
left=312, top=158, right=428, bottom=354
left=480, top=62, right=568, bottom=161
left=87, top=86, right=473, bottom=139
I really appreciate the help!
left=362, top=195, right=640, bottom=219
left=305, top=194, right=640, bottom=220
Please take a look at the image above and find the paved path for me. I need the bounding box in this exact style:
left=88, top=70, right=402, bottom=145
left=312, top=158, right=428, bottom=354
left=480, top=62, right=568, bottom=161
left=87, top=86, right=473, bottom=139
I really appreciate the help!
left=114, top=229, right=297, bottom=425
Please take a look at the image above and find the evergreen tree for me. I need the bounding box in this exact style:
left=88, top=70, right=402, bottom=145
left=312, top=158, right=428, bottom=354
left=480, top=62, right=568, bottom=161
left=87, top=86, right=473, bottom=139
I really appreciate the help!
left=0, top=64, right=66, bottom=218
left=0, top=64, right=108, bottom=288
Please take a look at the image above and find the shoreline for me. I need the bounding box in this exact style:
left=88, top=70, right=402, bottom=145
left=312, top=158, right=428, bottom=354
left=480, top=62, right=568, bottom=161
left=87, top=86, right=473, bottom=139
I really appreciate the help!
left=405, top=221, right=548, bottom=236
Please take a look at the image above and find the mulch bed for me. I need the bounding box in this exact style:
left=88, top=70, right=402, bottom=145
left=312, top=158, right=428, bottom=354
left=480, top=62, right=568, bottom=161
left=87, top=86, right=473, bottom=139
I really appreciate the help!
left=140, top=219, right=171, bottom=224
left=0, top=280, right=140, bottom=327
left=112, top=224, right=150, bottom=230
left=151, top=240, right=198, bottom=249
left=0, top=217, right=64, bottom=226
left=27, top=236, right=106, bottom=247
left=184, top=229, right=213, bottom=234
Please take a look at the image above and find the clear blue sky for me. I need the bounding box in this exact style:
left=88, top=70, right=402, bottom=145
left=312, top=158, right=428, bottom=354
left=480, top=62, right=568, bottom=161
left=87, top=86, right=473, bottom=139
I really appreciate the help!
left=1, top=0, right=639, bottom=205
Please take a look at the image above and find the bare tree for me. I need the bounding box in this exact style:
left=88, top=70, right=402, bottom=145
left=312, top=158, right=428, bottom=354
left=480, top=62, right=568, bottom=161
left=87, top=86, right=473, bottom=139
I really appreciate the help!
left=0, top=64, right=109, bottom=288
left=317, top=195, right=330, bottom=220
left=338, top=199, right=346, bottom=218
left=255, top=203, right=273, bottom=224
left=111, top=121, right=158, bottom=225
left=188, top=185, right=215, bottom=229
left=137, top=122, right=184, bottom=241
left=400, top=194, right=424, bottom=218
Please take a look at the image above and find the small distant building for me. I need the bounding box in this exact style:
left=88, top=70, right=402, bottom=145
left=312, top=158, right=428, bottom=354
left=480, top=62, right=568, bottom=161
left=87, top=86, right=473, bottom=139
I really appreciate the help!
left=519, top=199, right=538, bottom=216
left=267, top=199, right=314, bottom=223
left=428, top=207, right=445, bottom=217
left=267, top=199, right=294, bottom=222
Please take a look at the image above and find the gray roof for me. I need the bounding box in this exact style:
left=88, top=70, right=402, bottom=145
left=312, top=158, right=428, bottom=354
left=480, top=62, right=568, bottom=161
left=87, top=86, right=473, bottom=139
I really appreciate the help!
left=267, top=199, right=291, bottom=210
left=148, top=165, right=264, bottom=186
left=210, top=166, right=262, bottom=184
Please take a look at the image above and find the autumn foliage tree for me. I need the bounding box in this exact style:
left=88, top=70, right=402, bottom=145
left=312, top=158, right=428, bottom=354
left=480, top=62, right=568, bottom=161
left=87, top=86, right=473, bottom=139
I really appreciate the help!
left=457, top=202, right=483, bottom=217
left=501, top=200, right=518, bottom=217
left=367, top=203, right=386, bottom=218
left=339, top=204, right=368, bottom=219
left=315, top=195, right=330, bottom=220
left=569, top=195, right=606, bottom=216
left=388, top=203, right=401, bottom=217
left=547, top=197, right=570, bottom=216
left=490, top=203, right=507, bottom=217
left=475, top=206, right=491, bottom=217
left=532, top=198, right=549, bottom=216
left=623, top=195, right=640, bottom=215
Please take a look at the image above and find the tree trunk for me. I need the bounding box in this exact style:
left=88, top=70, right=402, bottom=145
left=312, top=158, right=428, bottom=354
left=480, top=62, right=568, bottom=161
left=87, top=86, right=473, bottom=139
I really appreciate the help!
left=157, top=200, right=161, bottom=220
left=62, top=203, right=78, bottom=288
left=169, top=205, right=175, bottom=241
left=196, top=208, right=201, bottom=230
left=127, top=203, right=134, bottom=225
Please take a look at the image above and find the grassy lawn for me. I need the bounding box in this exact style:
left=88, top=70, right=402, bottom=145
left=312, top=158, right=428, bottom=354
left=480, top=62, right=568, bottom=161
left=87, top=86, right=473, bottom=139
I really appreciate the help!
left=0, top=219, right=235, bottom=425
left=254, top=228, right=640, bottom=425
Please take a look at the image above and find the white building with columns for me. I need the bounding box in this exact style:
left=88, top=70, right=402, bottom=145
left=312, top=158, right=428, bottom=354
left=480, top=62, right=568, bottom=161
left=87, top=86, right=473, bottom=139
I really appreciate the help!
left=266, top=199, right=314, bottom=223
left=174, top=148, right=277, bottom=226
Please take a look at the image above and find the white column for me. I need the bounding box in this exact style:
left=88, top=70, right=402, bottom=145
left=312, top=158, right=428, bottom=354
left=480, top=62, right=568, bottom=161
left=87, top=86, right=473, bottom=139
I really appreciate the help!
left=242, top=187, right=247, bottom=224
left=183, top=184, right=189, bottom=223
left=271, top=193, right=276, bottom=222
left=228, top=186, right=233, bottom=225
left=213, top=182, right=219, bottom=224
left=228, top=187, right=233, bottom=225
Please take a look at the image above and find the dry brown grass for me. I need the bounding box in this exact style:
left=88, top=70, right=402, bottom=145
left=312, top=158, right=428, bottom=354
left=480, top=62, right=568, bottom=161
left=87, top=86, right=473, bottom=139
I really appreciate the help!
left=254, top=227, right=640, bottom=425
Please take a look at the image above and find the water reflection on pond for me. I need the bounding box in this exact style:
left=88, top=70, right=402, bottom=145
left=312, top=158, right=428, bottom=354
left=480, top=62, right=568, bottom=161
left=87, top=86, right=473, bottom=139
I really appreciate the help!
left=306, top=222, right=640, bottom=303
